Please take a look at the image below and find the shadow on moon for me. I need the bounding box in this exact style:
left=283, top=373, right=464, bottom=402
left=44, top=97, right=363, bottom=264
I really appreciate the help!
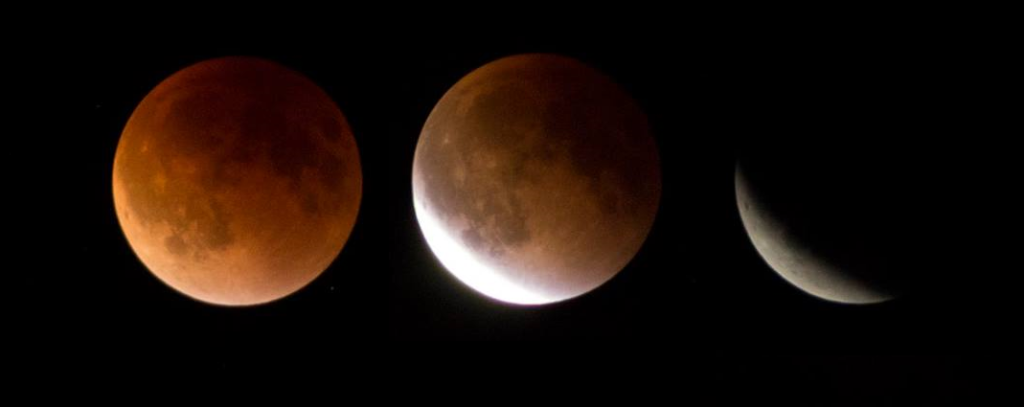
left=413, top=54, right=661, bottom=305
left=113, top=57, right=362, bottom=306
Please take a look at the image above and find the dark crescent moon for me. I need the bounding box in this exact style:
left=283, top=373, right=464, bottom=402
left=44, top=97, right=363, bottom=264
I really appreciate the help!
left=735, top=162, right=895, bottom=304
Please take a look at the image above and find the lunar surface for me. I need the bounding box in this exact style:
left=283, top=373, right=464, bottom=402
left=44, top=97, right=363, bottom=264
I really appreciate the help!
left=734, top=141, right=912, bottom=305
left=412, top=54, right=661, bottom=305
left=113, top=57, right=362, bottom=306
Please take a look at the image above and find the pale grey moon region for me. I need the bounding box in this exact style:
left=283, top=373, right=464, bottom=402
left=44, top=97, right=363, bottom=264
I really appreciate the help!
left=734, top=138, right=919, bottom=305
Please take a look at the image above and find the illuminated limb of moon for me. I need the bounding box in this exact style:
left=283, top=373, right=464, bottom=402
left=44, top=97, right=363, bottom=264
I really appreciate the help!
left=412, top=54, right=661, bottom=305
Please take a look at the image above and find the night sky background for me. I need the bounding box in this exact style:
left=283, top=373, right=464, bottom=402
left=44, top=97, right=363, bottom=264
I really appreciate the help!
left=9, top=16, right=1011, bottom=397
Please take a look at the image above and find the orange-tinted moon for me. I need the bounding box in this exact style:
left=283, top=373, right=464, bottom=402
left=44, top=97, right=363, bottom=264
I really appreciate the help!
left=113, top=57, right=361, bottom=306
left=412, top=54, right=661, bottom=305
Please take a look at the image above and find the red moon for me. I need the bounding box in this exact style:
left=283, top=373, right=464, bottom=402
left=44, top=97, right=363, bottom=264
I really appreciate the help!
left=413, top=54, right=661, bottom=305
left=112, top=57, right=362, bottom=306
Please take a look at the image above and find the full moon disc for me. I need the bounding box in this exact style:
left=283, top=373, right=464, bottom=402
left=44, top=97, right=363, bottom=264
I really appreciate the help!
left=113, top=57, right=362, bottom=306
left=412, top=54, right=661, bottom=305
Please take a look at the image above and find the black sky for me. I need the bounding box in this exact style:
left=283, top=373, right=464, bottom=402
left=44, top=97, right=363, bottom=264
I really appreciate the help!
left=8, top=15, right=1011, bottom=395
